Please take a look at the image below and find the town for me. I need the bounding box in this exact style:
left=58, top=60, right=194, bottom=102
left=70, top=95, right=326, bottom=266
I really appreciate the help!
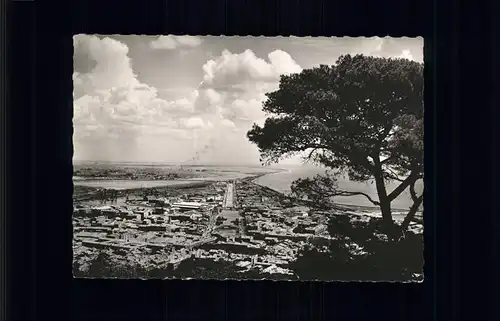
left=72, top=176, right=335, bottom=278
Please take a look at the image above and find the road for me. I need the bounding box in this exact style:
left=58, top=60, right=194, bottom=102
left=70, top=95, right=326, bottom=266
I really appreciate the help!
left=223, top=182, right=234, bottom=209
left=201, top=181, right=237, bottom=239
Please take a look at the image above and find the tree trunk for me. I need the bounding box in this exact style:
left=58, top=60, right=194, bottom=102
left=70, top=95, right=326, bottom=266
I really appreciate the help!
left=378, top=196, right=398, bottom=238
left=400, top=208, right=417, bottom=232
left=400, top=195, right=423, bottom=232
left=372, top=163, right=394, bottom=231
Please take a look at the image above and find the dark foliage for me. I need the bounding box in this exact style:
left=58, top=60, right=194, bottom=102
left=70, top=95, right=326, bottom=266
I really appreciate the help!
left=247, top=55, right=424, bottom=231
left=289, top=215, right=424, bottom=281
left=73, top=251, right=149, bottom=278
left=73, top=253, right=298, bottom=280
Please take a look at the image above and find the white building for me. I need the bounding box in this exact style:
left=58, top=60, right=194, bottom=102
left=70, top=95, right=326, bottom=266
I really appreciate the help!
left=171, top=202, right=206, bottom=211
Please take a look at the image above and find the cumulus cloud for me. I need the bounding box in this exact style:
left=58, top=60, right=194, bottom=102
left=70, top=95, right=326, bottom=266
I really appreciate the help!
left=73, top=34, right=198, bottom=162
left=180, top=116, right=205, bottom=129
left=397, top=49, right=415, bottom=61
left=200, top=49, right=301, bottom=91
left=345, top=37, right=420, bottom=62
left=195, top=49, right=301, bottom=124
left=150, top=35, right=203, bottom=50
left=73, top=36, right=302, bottom=163
left=220, top=119, right=236, bottom=128
left=351, top=37, right=386, bottom=56
left=163, top=48, right=303, bottom=164
left=159, top=97, right=195, bottom=115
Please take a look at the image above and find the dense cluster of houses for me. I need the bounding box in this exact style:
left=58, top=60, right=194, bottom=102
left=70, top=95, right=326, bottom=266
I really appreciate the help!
left=73, top=179, right=335, bottom=276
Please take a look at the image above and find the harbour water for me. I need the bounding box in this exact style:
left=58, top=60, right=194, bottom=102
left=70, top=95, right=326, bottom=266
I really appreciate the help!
left=255, top=164, right=423, bottom=212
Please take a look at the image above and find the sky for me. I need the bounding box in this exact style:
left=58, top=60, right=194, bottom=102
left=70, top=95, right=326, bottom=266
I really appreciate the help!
left=73, top=35, right=423, bottom=165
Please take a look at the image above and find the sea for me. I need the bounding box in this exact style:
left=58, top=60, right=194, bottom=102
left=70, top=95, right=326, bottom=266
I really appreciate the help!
left=255, top=164, right=423, bottom=212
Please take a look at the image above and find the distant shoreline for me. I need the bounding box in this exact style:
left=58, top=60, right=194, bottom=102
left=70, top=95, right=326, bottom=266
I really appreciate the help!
left=72, top=163, right=421, bottom=214
left=73, top=160, right=281, bottom=168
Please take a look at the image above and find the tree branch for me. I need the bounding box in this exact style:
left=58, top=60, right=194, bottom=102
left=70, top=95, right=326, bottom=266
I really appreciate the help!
left=400, top=193, right=424, bottom=232
left=376, top=123, right=393, bottom=149
left=409, top=180, right=420, bottom=202
left=380, top=155, right=397, bottom=165
left=383, top=166, right=405, bottom=182
left=305, top=115, right=375, bottom=171
left=388, top=172, right=419, bottom=201
left=303, top=143, right=330, bottom=151
left=332, top=190, right=380, bottom=206
left=305, top=147, right=320, bottom=161
left=399, top=179, right=424, bottom=235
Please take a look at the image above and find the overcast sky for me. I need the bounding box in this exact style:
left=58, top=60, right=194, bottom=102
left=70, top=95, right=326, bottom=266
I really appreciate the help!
left=73, top=35, right=423, bottom=165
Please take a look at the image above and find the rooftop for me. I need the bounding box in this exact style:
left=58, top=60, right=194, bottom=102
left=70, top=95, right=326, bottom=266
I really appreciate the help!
left=172, top=202, right=204, bottom=207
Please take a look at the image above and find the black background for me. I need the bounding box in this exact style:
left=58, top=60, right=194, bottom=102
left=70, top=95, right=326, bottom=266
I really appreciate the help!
left=5, top=0, right=498, bottom=320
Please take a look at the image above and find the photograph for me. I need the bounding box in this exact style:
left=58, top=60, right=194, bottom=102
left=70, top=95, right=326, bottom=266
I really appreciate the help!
left=72, top=35, right=424, bottom=281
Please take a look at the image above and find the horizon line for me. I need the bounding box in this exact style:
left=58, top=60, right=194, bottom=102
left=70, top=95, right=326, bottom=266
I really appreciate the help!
left=72, top=160, right=311, bottom=166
